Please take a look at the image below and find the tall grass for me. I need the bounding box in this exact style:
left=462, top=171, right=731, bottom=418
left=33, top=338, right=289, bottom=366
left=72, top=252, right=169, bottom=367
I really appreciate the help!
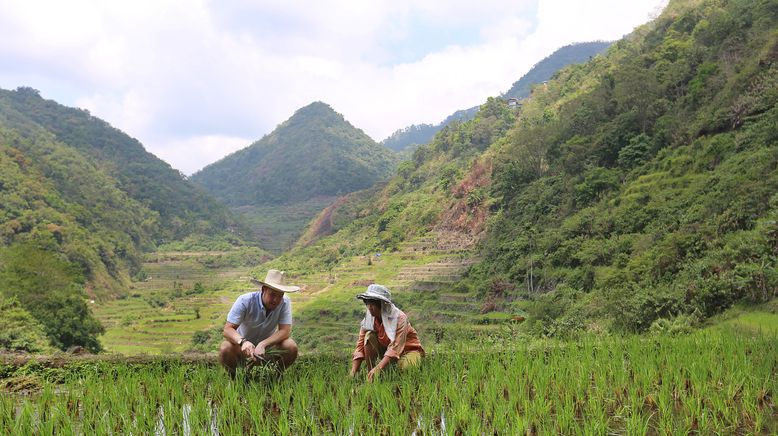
left=2, top=330, right=776, bottom=434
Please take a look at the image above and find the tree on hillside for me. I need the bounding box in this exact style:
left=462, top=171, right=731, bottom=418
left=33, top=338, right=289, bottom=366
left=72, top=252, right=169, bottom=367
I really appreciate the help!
left=0, top=297, right=50, bottom=352
left=0, top=241, right=104, bottom=352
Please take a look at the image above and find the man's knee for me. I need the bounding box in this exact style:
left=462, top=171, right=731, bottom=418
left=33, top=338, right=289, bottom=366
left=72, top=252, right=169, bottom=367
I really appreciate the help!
left=219, top=340, right=240, bottom=364
left=279, top=338, right=298, bottom=361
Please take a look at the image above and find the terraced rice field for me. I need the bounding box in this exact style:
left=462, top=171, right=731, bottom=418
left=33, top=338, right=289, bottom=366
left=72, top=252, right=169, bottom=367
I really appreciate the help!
left=94, top=259, right=250, bottom=354
left=95, top=232, right=514, bottom=355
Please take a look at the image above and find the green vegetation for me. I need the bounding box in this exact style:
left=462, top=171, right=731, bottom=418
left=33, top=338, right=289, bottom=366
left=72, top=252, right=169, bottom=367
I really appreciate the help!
left=467, top=0, right=778, bottom=334
left=502, top=41, right=612, bottom=100
left=94, top=253, right=253, bottom=355
left=2, top=329, right=776, bottom=433
left=706, top=300, right=778, bottom=336
left=381, top=123, right=437, bottom=152
left=0, top=298, right=50, bottom=353
left=2, top=0, right=777, bottom=433
left=0, top=6, right=775, bottom=434
left=235, top=197, right=342, bottom=254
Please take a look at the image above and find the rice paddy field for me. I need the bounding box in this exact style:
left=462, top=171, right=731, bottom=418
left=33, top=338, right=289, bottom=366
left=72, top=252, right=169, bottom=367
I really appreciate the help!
left=2, top=329, right=776, bottom=434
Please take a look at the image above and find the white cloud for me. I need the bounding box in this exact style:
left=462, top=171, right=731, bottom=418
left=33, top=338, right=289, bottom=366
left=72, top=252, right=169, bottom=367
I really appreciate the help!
left=154, top=134, right=252, bottom=176
left=0, top=0, right=667, bottom=174
left=531, top=0, right=667, bottom=49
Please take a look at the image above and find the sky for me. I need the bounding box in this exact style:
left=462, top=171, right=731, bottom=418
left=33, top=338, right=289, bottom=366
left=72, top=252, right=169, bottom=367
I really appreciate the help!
left=0, top=0, right=667, bottom=175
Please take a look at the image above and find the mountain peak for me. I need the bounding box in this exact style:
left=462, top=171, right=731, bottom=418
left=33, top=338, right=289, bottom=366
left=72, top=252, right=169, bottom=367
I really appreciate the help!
left=282, top=101, right=346, bottom=129
left=298, top=100, right=333, bottom=112
left=191, top=102, right=399, bottom=206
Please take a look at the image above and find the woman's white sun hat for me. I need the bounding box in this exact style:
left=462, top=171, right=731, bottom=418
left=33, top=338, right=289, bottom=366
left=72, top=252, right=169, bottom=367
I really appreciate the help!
left=356, top=284, right=392, bottom=304
left=250, top=269, right=300, bottom=293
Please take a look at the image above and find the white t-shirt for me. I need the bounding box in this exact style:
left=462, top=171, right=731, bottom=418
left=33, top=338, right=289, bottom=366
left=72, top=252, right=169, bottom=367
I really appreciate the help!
left=226, top=291, right=292, bottom=344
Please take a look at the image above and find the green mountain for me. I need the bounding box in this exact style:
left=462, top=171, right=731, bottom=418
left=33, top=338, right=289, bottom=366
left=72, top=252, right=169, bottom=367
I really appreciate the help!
left=381, top=41, right=612, bottom=152
left=192, top=102, right=399, bottom=205
left=191, top=102, right=401, bottom=252
left=271, top=0, right=777, bottom=346
left=0, top=88, right=244, bottom=243
left=0, top=87, right=252, bottom=352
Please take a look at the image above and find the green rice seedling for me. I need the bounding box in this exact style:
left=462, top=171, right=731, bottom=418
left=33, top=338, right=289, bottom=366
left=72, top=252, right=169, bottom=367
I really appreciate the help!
left=681, top=395, right=702, bottom=433
left=0, top=396, right=14, bottom=430
left=623, top=408, right=652, bottom=435
left=214, top=380, right=242, bottom=433
left=15, top=401, right=39, bottom=434
left=94, top=410, right=114, bottom=434
left=133, top=391, right=158, bottom=433
left=555, top=391, right=576, bottom=434
left=159, top=399, right=181, bottom=435
left=186, top=396, right=212, bottom=435
left=246, top=395, right=268, bottom=434
left=584, top=392, right=609, bottom=433
left=414, top=384, right=441, bottom=434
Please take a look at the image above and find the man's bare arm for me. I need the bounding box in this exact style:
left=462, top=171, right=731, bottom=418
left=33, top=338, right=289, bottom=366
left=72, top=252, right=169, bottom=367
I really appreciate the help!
left=223, top=322, right=242, bottom=344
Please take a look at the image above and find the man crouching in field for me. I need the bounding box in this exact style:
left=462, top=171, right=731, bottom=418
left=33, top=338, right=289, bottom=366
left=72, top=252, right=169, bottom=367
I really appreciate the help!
left=220, top=269, right=300, bottom=378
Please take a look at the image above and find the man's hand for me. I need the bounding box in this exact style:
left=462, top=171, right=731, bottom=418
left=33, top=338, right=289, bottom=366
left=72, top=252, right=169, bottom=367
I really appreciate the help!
left=253, top=342, right=267, bottom=360
left=240, top=341, right=256, bottom=361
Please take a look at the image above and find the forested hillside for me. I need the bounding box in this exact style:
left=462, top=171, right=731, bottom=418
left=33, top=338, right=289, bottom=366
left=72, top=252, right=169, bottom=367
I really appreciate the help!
left=191, top=102, right=400, bottom=252
left=0, top=88, right=244, bottom=242
left=0, top=88, right=252, bottom=353
left=276, top=0, right=778, bottom=337
left=381, top=41, right=612, bottom=152
left=192, top=102, right=399, bottom=206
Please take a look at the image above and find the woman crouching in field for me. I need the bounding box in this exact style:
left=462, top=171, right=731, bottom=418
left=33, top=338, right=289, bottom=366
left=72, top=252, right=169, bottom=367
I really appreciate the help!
left=349, top=284, right=425, bottom=382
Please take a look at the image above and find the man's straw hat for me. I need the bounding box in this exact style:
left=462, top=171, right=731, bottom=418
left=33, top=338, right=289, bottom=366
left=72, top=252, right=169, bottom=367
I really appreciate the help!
left=250, top=269, right=299, bottom=293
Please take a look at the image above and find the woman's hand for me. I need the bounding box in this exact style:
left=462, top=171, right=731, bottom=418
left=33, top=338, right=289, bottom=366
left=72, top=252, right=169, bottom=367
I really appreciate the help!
left=350, top=359, right=362, bottom=377
left=367, top=366, right=381, bottom=383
